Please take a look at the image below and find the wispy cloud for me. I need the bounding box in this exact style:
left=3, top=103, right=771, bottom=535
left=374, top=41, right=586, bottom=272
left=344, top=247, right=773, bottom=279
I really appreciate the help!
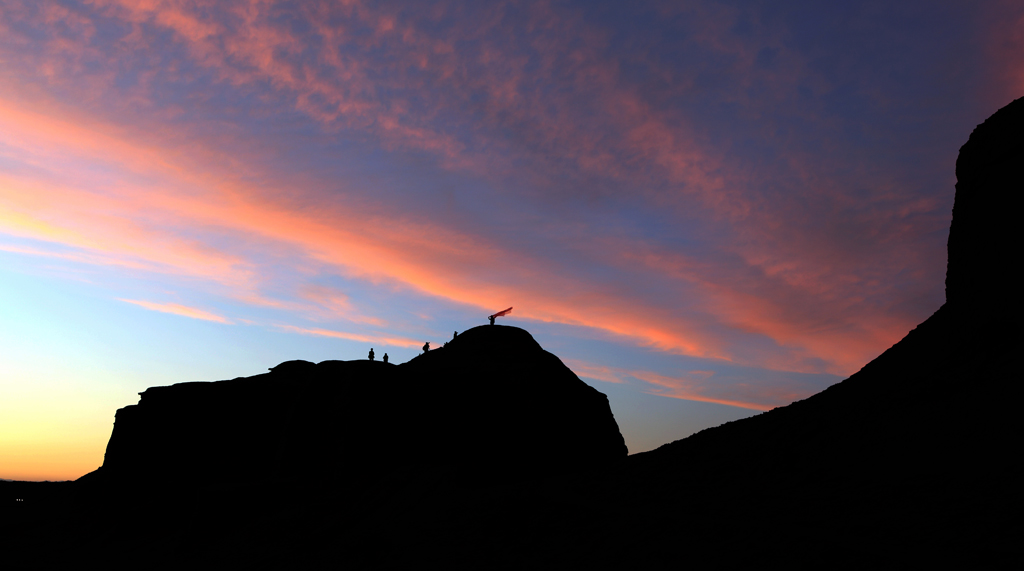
left=564, top=360, right=627, bottom=385
left=570, top=359, right=777, bottom=411
left=297, top=284, right=386, bottom=326
left=119, top=299, right=231, bottom=324
left=627, top=370, right=771, bottom=412
left=276, top=325, right=422, bottom=349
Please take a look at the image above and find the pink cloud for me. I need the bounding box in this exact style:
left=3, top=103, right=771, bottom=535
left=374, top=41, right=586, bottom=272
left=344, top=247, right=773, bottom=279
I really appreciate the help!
left=276, top=325, right=422, bottom=349
left=628, top=370, right=772, bottom=412
left=120, top=299, right=231, bottom=324
left=568, top=359, right=780, bottom=411
left=564, top=360, right=627, bottom=385
left=297, top=284, right=386, bottom=326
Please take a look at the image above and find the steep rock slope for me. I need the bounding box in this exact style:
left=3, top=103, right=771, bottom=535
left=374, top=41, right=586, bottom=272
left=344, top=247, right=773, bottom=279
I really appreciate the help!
left=637, top=96, right=1024, bottom=468
left=596, top=95, right=1024, bottom=566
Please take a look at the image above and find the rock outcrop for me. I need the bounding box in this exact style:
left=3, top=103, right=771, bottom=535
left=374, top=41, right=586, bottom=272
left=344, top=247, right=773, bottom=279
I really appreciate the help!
left=641, top=97, right=1024, bottom=458
left=947, top=97, right=1024, bottom=320
left=598, top=95, right=1024, bottom=566
left=85, top=325, right=626, bottom=490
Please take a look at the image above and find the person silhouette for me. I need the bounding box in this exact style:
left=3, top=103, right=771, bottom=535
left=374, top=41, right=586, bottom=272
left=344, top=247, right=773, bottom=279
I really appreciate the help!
left=383, top=353, right=389, bottom=364
left=423, top=341, right=430, bottom=353
left=487, top=307, right=512, bottom=325
left=368, top=348, right=375, bottom=361
left=453, top=330, right=458, bottom=339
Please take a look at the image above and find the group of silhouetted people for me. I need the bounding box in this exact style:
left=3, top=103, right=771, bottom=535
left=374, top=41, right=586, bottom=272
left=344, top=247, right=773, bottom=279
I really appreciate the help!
left=367, top=313, right=502, bottom=362
left=425, top=331, right=459, bottom=353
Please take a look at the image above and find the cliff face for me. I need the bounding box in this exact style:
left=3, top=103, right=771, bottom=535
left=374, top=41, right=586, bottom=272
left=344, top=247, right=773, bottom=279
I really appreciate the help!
left=89, top=325, right=626, bottom=488
left=605, top=97, right=1024, bottom=565
left=947, top=97, right=1024, bottom=320
left=624, top=101, right=1024, bottom=480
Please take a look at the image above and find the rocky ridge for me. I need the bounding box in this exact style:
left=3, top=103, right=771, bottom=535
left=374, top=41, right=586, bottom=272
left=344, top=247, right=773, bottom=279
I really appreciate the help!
left=85, top=324, right=627, bottom=491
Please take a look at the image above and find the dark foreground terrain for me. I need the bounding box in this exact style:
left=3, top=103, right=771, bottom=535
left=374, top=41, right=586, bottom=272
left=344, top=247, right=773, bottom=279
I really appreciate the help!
left=4, top=98, right=1022, bottom=568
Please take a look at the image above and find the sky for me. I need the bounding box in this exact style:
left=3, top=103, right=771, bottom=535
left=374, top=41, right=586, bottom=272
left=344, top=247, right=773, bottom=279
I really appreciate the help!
left=2, top=0, right=1022, bottom=481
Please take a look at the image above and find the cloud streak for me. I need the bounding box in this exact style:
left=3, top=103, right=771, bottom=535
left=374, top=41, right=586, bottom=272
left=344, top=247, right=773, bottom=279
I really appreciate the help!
left=120, top=299, right=231, bottom=324
left=571, top=359, right=786, bottom=412
left=276, top=325, right=422, bottom=349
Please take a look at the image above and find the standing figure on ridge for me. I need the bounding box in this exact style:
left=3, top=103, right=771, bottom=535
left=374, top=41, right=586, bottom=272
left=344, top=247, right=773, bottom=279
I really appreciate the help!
left=488, top=307, right=512, bottom=325
left=453, top=330, right=458, bottom=339
left=423, top=341, right=430, bottom=353
left=383, top=353, right=389, bottom=364
left=368, top=348, right=375, bottom=361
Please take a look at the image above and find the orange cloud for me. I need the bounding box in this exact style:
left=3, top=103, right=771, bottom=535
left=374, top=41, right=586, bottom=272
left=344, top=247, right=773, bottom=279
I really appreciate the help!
left=119, top=299, right=231, bottom=324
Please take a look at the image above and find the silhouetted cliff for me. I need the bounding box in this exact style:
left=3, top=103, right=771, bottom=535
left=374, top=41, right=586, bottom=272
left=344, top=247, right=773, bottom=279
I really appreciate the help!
left=600, top=95, right=1024, bottom=566
left=947, top=96, right=1024, bottom=319
left=84, top=325, right=626, bottom=491
left=636, top=97, right=1024, bottom=462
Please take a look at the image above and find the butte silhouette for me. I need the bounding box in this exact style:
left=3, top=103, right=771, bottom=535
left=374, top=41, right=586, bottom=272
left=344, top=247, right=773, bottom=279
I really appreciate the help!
left=84, top=324, right=627, bottom=490
left=3, top=97, right=1021, bottom=568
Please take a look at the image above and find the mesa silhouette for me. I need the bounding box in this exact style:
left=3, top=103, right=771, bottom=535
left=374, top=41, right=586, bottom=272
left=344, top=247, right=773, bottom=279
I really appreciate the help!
left=84, top=324, right=626, bottom=492
left=4, top=97, right=1022, bottom=568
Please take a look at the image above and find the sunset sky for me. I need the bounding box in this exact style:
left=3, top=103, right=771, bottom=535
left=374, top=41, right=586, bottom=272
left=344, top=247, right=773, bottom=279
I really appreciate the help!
left=2, top=0, right=1023, bottom=481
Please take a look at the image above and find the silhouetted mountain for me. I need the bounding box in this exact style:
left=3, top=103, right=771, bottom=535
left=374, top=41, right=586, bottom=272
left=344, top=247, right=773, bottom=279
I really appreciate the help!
left=82, top=324, right=625, bottom=492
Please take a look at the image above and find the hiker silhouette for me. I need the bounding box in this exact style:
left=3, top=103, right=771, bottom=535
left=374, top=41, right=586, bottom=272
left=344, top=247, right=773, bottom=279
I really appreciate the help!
left=488, top=307, right=512, bottom=325
left=368, top=348, right=375, bottom=361
left=382, top=353, right=388, bottom=364
left=423, top=341, right=430, bottom=353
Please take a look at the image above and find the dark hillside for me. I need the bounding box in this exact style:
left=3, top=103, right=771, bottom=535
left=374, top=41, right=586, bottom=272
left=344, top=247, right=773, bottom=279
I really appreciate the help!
left=633, top=95, right=1024, bottom=477
left=596, top=95, right=1024, bottom=566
